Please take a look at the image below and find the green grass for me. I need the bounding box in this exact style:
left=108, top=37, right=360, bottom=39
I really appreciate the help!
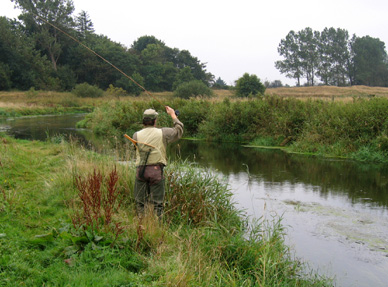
left=0, top=135, right=332, bottom=286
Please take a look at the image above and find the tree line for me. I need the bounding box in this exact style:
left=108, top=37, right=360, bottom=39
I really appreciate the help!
left=0, top=0, right=215, bottom=92
left=275, top=27, right=388, bottom=87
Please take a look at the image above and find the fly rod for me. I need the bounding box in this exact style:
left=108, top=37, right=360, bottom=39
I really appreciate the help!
left=32, top=12, right=164, bottom=106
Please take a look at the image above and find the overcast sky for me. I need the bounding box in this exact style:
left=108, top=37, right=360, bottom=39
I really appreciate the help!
left=2, top=0, right=388, bottom=86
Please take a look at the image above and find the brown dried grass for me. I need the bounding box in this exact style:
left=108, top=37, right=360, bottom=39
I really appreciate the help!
left=265, top=85, right=388, bottom=102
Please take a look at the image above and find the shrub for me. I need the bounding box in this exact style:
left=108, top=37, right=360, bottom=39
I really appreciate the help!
left=72, top=82, right=104, bottom=98
left=235, top=73, right=266, bottom=97
left=106, top=84, right=127, bottom=98
left=174, top=80, right=213, bottom=99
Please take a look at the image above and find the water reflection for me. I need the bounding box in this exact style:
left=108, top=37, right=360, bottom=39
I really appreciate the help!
left=0, top=114, right=87, bottom=141
left=169, top=140, right=388, bottom=210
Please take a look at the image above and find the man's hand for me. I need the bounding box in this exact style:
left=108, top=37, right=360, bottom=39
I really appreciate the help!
left=165, top=106, right=177, bottom=120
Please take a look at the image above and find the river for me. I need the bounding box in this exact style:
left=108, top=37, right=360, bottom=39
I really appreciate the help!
left=1, top=114, right=388, bottom=287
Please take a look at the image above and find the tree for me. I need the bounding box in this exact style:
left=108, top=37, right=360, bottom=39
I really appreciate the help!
left=213, top=77, right=228, bottom=89
left=11, top=0, right=75, bottom=71
left=298, top=28, right=320, bottom=86
left=235, top=73, right=266, bottom=97
left=131, top=35, right=164, bottom=53
left=130, top=36, right=214, bottom=91
left=265, top=80, right=283, bottom=88
left=75, top=10, right=94, bottom=38
left=169, top=49, right=213, bottom=85
left=318, top=27, right=350, bottom=86
left=351, top=36, right=388, bottom=86
left=0, top=16, right=52, bottom=90
left=275, top=30, right=303, bottom=86
left=115, top=72, right=144, bottom=95
left=172, top=66, right=195, bottom=90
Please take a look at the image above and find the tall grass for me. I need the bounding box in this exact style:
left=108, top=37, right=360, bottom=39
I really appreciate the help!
left=82, top=96, right=388, bottom=163
left=0, top=135, right=332, bottom=286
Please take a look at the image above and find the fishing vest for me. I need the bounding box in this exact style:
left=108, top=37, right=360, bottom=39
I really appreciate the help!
left=135, top=127, right=167, bottom=166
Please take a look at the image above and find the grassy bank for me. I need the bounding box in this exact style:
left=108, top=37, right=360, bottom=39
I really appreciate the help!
left=2, top=86, right=388, bottom=163
left=81, top=96, right=388, bottom=163
left=0, top=135, right=331, bottom=286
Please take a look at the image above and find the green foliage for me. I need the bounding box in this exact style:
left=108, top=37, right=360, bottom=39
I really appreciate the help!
left=179, top=99, right=212, bottom=135
left=56, top=65, right=77, bottom=91
left=165, top=162, right=240, bottom=226
left=83, top=96, right=388, bottom=162
left=115, top=72, right=144, bottom=96
left=276, top=27, right=388, bottom=87
left=1, top=5, right=213, bottom=92
left=106, top=84, right=127, bottom=98
left=131, top=35, right=163, bottom=52
left=72, top=82, right=104, bottom=98
left=173, top=80, right=213, bottom=99
left=352, top=36, right=388, bottom=86
left=0, top=16, right=53, bottom=90
left=213, top=76, right=228, bottom=89
left=172, top=66, right=196, bottom=90
left=13, top=0, right=75, bottom=71
left=235, top=73, right=266, bottom=97
left=0, top=62, right=12, bottom=90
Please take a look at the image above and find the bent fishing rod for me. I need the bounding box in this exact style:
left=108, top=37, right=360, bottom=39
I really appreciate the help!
left=32, top=12, right=169, bottom=108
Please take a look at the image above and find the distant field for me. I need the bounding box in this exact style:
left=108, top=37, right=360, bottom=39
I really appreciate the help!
left=1, top=85, right=388, bottom=108
left=264, top=85, right=388, bottom=101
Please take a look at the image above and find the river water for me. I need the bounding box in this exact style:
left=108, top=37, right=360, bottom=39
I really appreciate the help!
left=1, top=114, right=388, bottom=287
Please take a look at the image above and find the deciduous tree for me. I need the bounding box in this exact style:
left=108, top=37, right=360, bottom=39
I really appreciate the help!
left=275, top=30, right=303, bottom=86
left=11, top=0, right=75, bottom=71
left=351, top=36, right=388, bottom=86
left=235, top=73, right=266, bottom=97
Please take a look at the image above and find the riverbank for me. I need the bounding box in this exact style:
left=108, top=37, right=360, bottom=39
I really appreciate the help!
left=81, top=96, right=388, bottom=164
left=2, top=87, right=388, bottom=164
left=0, top=135, right=332, bottom=286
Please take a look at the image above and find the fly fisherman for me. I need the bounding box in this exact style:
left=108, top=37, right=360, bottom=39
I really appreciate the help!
left=133, top=106, right=183, bottom=217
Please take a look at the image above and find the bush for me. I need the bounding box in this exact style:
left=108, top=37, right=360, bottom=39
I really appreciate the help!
left=72, top=82, right=104, bottom=98
left=235, top=73, right=266, bottom=97
left=106, top=84, right=127, bottom=98
left=174, top=80, right=213, bottom=99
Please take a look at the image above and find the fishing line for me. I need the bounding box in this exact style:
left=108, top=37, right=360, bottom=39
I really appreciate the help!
left=32, top=13, right=164, bottom=106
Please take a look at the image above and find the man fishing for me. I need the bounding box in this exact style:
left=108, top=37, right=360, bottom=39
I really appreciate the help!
left=132, top=106, right=183, bottom=217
